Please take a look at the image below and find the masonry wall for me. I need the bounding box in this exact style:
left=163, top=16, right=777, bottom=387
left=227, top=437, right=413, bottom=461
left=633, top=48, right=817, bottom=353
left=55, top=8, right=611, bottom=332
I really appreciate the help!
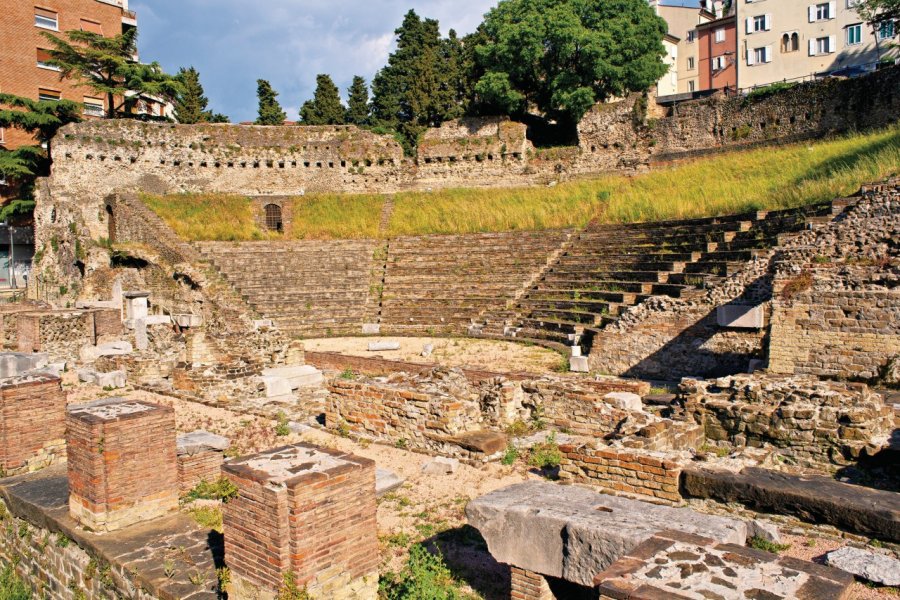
left=176, top=450, right=223, bottom=495
left=0, top=376, right=66, bottom=475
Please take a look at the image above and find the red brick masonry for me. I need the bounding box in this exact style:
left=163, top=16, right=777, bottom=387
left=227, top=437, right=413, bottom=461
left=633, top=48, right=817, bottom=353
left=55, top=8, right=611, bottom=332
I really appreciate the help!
left=0, top=375, right=65, bottom=475
left=66, top=398, right=178, bottom=531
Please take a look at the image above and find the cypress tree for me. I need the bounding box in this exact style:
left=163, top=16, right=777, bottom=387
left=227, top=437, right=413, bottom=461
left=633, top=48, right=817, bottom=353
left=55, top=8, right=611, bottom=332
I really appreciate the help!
left=174, top=67, right=208, bottom=124
left=255, top=79, right=286, bottom=125
left=299, top=74, right=345, bottom=125
left=345, top=76, right=370, bottom=126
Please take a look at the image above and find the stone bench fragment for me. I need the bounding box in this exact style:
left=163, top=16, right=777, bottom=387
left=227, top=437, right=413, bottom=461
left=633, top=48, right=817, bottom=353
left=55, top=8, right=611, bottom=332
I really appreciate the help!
left=77, top=368, right=126, bottom=389
left=67, top=398, right=178, bottom=532
left=368, top=341, right=401, bottom=352
left=172, top=314, right=202, bottom=328
left=376, top=468, right=404, bottom=496
left=467, top=481, right=746, bottom=587
left=0, top=352, right=49, bottom=378
left=79, top=341, right=133, bottom=362
left=603, top=391, right=642, bottom=411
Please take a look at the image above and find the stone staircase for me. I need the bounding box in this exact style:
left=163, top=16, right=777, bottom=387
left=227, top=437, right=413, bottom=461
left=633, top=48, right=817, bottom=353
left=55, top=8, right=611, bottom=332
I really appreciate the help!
left=379, top=230, right=572, bottom=334
left=474, top=201, right=844, bottom=352
left=197, top=240, right=380, bottom=338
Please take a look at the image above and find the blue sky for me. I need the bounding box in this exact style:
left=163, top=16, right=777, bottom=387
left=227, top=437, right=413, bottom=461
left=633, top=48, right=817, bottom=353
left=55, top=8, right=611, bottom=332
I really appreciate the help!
left=131, top=0, right=497, bottom=123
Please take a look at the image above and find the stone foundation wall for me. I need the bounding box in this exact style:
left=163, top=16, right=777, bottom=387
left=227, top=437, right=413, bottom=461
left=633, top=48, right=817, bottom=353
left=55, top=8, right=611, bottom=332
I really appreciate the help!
left=13, top=308, right=121, bottom=358
left=681, top=375, right=894, bottom=465
left=0, top=375, right=66, bottom=476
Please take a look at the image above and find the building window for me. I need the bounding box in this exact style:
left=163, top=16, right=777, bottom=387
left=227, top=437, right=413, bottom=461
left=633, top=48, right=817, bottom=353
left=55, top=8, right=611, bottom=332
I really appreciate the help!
left=687, top=30, right=697, bottom=43
left=80, top=19, right=103, bottom=34
left=0, top=128, right=5, bottom=146
left=782, top=32, right=800, bottom=52
left=37, top=89, right=61, bottom=102
left=688, top=80, right=696, bottom=93
left=713, top=55, right=727, bottom=71
left=715, top=28, right=726, bottom=43
left=688, top=57, right=696, bottom=70
left=36, top=48, right=60, bottom=71
left=34, top=8, right=59, bottom=31
left=813, top=2, right=834, bottom=21
left=754, top=47, right=771, bottom=64
left=751, top=15, right=771, bottom=33
left=84, top=97, right=105, bottom=117
left=880, top=20, right=896, bottom=39
left=814, top=35, right=834, bottom=55
left=264, top=204, right=283, bottom=232
left=847, top=23, right=863, bottom=45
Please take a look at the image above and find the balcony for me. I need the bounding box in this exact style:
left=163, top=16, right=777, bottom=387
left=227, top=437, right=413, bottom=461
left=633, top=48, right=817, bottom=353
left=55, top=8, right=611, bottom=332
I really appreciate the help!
left=122, top=9, right=137, bottom=27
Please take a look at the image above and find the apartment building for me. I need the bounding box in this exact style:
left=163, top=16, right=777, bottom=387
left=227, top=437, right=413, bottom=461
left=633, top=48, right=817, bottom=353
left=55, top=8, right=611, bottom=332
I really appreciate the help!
left=737, top=0, right=899, bottom=89
left=650, top=1, right=715, bottom=95
left=698, top=12, right=738, bottom=91
left=0, top=0, right=138, bottom=149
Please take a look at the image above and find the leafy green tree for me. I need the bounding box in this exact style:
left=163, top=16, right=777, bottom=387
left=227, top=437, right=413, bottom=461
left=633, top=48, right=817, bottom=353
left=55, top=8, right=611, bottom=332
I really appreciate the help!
left=370, top=10, right=461, bottom=153
left=255, top=79, right=286, bottom=125
left=854, top=0, right=900, bottom=60
left=0, top=93, right=81, bottom=219
left=206, top=112, right=231, bottom=123
left=300, top=74, right=345, bottom=125
left=174, top=66, right=209, bottom=124
left=473, top=0, right=668, bottom=128
left=42, top=28, right=180, bottom=119
left=345, top=76, right=370, bottom=126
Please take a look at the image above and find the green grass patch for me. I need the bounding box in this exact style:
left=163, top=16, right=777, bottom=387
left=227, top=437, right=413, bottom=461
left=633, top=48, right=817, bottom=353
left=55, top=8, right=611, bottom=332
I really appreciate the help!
left=144, top=126, right=900, bottom=241
left=748, top=536, right=791, bottom=554
left=187, top=505, right=223, bottom=533
left=0, top=563, right=30, bottom=600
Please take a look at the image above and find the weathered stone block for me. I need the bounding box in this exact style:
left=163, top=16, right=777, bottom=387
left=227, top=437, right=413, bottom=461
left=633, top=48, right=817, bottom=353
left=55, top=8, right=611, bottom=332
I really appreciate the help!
left=717, top=304, right=765, bottom=329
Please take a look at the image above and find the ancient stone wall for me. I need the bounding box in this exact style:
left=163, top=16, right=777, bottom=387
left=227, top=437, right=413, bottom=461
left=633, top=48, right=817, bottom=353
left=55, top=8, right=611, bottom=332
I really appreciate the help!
left=681, top=375, right=894, bottom=465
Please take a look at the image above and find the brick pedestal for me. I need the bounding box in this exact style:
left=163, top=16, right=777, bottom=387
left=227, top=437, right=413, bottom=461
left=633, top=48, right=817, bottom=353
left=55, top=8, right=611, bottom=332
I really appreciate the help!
left=223, top=443, right=378, bottom=600
left=511, top=567, right=553, bottom=600
left=176, top=430, right=229, bottom=494
left=66, top=398, right=178, bottom=532
left=0, top=374, right=66, bottom=475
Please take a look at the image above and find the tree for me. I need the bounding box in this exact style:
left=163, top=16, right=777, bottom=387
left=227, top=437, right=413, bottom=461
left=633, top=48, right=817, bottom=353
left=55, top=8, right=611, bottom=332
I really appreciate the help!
left=0, top=94, right=81, bottom=219
left=255, top=79, right=286, bottom=125
left=300, top=74, right=345, bottom=125
left=345, top=76, right=370, bottom=126
left=370, top=10, right=462, bottom=153
left=42, top=28, right=180, bottom=119
left=854, top=0, right=900, bottom=61
left=472, top=0, right=668, bottom=129
left=174, top=67, right=209, bottom=124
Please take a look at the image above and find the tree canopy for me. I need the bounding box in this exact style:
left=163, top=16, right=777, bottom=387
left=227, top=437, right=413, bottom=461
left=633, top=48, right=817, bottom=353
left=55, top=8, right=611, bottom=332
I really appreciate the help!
left=42, top=28, right=181, bottom=119
left=472, top=0, right=668, bottom=127
left=255, top=79, right=287, bottom=125
left=300, top=74, right=345, bottom=125
left=174, top=66, right=229, bottom=124
left=345, top=76, right=370, bottom=126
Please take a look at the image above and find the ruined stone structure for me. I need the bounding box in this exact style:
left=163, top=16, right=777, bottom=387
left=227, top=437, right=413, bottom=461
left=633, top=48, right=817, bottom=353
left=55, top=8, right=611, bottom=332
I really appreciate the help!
left=66, top=398, right=178, bottom=532
left=16, top=308, right=120, bottom=357
left=222, top=444, right=378, bottom=600
left=175, top=430, right=229, bottom=495
left=0, top=374, right=65, bottom=476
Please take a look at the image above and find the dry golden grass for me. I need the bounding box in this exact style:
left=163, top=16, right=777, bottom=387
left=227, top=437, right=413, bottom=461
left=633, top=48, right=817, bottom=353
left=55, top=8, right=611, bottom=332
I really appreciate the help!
left=144, top=125, right=900, bottom=241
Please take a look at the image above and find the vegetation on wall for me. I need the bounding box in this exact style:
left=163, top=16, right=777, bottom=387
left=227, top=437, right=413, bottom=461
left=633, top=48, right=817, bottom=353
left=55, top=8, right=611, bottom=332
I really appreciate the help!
left=144, top=125, right=900, bottom=241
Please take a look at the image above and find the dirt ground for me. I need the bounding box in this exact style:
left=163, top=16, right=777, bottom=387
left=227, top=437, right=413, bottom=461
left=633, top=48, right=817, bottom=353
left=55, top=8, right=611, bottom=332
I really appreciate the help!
left=302, top=336, right=566, bottom=374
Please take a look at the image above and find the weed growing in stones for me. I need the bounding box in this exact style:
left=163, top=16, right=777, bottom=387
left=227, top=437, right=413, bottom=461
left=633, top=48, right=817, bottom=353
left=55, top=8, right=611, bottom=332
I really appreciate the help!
left=528, top=433, right=562, bottom=469
left=748, top=536, right=791, bottom=554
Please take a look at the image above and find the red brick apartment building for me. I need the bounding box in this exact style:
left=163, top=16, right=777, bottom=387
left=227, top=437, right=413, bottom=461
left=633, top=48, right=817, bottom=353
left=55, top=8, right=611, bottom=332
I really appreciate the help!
left=698, top=13, right=738, bottom=92
left=0, top=0, right=138, bottom=149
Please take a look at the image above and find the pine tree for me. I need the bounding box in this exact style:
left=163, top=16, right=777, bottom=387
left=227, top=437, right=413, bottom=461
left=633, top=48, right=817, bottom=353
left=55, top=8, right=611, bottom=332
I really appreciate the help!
left=255, top=79, right=286, bottom=125
left=345, top=76, right=370, bottom=126
left=299, top=74, right=345, bottom=125
left=174, top=67, right=209, bottom=124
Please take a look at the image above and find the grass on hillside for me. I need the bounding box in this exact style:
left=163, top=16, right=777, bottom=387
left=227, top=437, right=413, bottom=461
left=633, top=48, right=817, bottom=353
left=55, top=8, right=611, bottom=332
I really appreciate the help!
left=144, top=125, right=900, bottom=241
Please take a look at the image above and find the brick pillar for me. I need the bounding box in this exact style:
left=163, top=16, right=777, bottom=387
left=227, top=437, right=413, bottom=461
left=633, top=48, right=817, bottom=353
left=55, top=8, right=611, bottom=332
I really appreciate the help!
left=66, top=398, right=178, bottom=532
left=176, top=430, right=229, bottom=494
left=511, top=566, right=554, bottom=600
left=0, top=374, right=66, bottom=475
left=223, top=443, right=378, bottom=600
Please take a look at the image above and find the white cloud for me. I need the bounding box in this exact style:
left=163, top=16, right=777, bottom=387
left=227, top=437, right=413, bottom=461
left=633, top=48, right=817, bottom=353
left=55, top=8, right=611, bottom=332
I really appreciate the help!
left=131, top=0, right=496, bottom=122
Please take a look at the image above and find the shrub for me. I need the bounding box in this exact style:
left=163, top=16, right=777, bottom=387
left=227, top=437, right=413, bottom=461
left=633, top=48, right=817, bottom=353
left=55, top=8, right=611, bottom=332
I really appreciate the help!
left=0, top=564, right=30, bottom=600
left=501, top=443, right=519, bottom=466
left=379, top=544, right=467, bottom=600
left=274, top=411, right=291, bottom=437
left=780, top=271, right=814, bottom=301
left=528, top=433, right=562, bottom=469
left=748, top=536, right=791, bottom=554
left=188, top=506, right=223, bottom=533
left=181, top=477, right=239, bottom=504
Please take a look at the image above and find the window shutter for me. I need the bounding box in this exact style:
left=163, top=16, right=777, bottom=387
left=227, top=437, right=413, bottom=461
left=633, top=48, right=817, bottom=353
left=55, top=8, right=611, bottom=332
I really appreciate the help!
left=36, top=48, right=52, bottom=63
left=809, top=39, right=817, bottom=55
left=809, top=5, right=816, bottom=22
left=80, top=19, right=103, bottom=34
left=765, top=46, right=773, bottom=62
left=765, top=14, right=772, bottom=30
left=746, top=18, right=753, bottom=34
left=34, top=7, right=57, bottom=18
left=747, top=51, right=756, bottom=66
left=829, top=1, right=837, bottom=17
left=828, top=34, right=836, bottom=51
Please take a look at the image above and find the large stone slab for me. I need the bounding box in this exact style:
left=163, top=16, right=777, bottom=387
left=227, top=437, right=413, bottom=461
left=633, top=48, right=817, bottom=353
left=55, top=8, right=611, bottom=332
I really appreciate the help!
left=176, top=430, right=230, bottom=456
left=681, top=466, right=900, bottom=542
left=0, top=352, right=49, bottom=378
left=260, top=365, right=323, bottom=389
left=716, top=303, right=765, bottom=329
left=79, top=341, right=133, bottom=362
left=466, top=481, right=746, bottom=587
left=825, top=546, right=900, bottom=586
